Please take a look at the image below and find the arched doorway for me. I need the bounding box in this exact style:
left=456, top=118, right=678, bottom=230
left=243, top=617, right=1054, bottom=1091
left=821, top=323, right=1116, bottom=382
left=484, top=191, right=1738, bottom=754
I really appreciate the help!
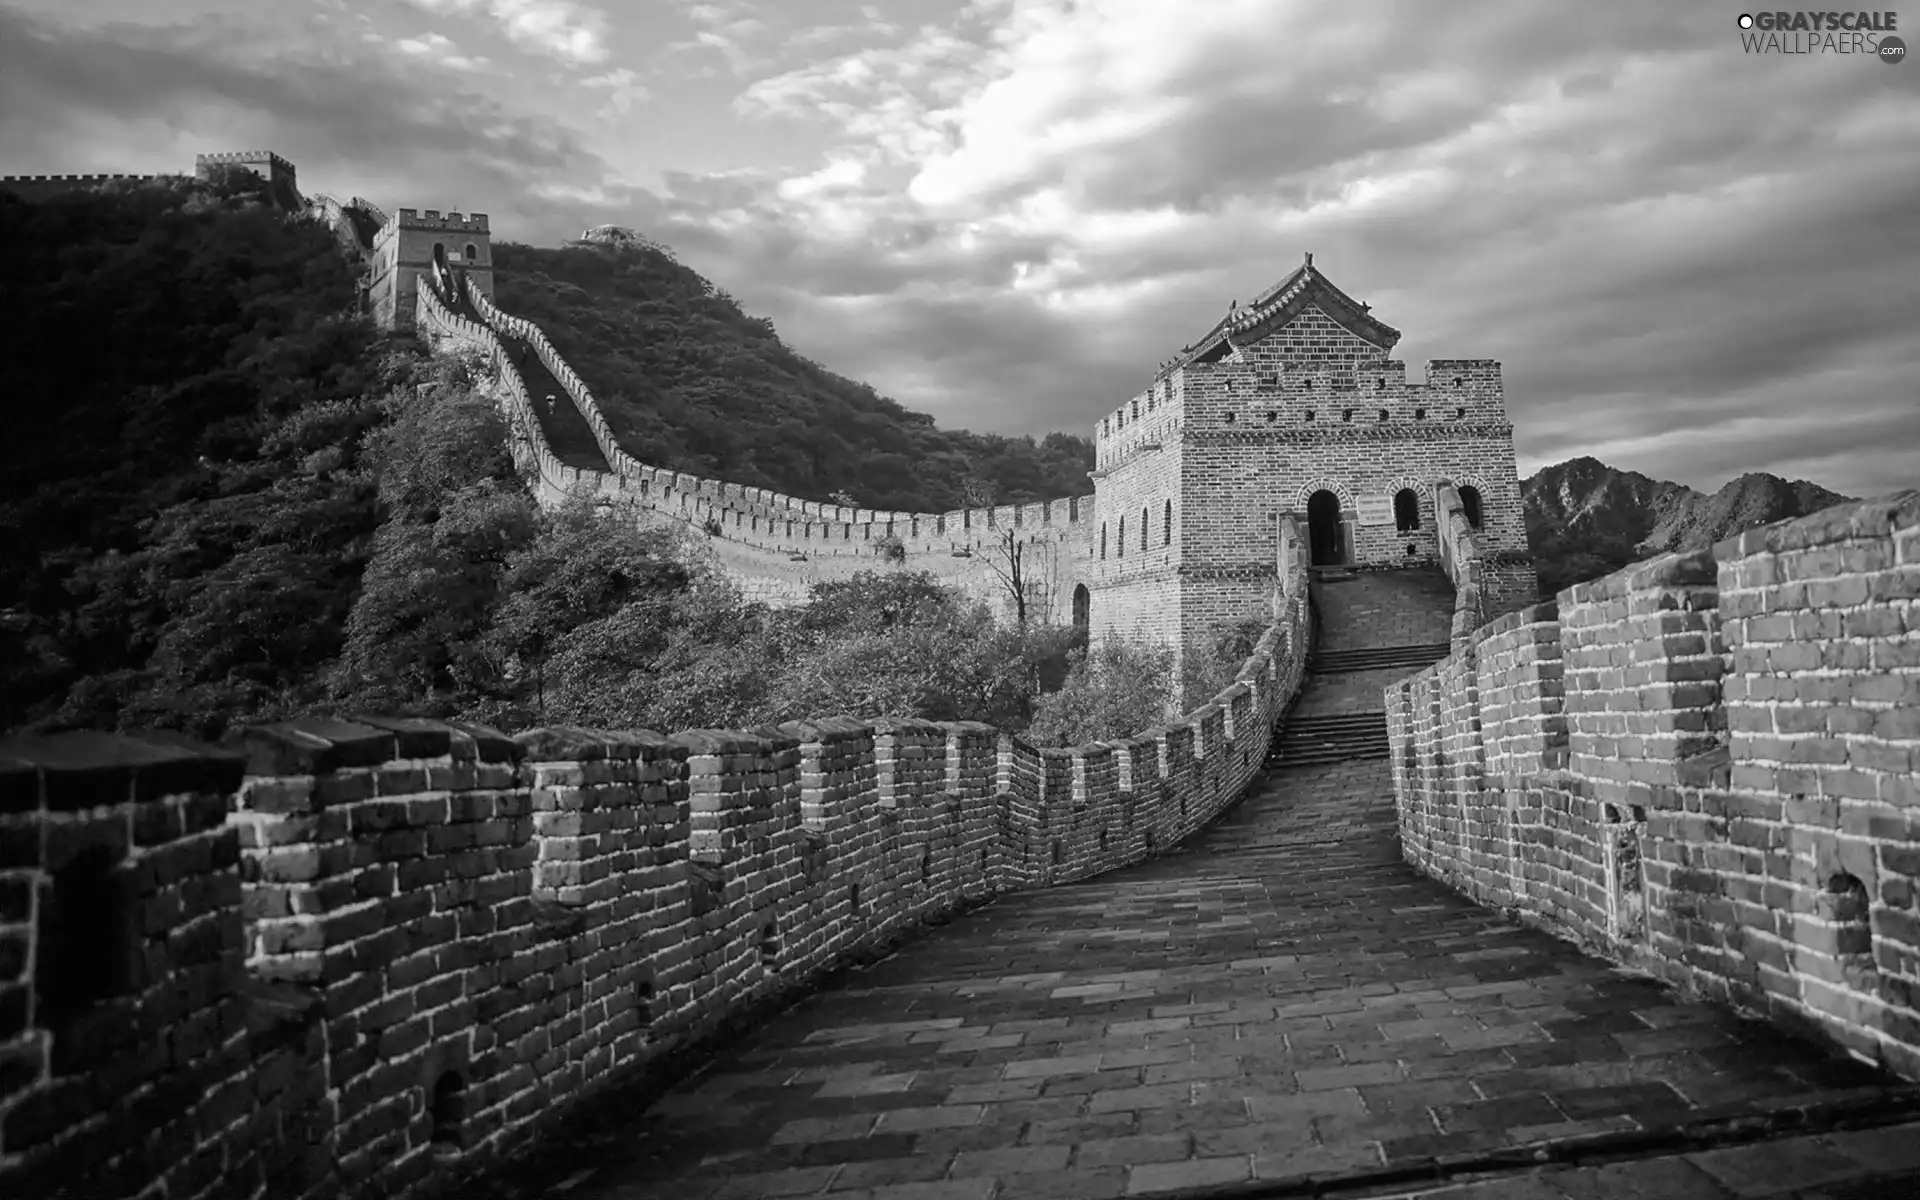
left=1458, top=485, right=1484, bottom=529
left=431, top=242, right=452, bottom=297
left=1306, top=490, right=1344, bottom=566
left=1071, top=584, right=1090, bottom=631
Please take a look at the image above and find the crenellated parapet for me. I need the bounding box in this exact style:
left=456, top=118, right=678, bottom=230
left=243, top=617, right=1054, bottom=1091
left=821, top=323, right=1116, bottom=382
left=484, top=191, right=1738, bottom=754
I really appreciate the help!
left=1096, top=359, right=1509, bottom=468
left=1390, top=490, right=1920, bottom=1080
left=0, top=173, right=167, bottom=203
left=0, top=529, right=1314, bottom=1200
left=193, top=150, right=296, bottom=180
left=386, top=207, right=490, bottom=235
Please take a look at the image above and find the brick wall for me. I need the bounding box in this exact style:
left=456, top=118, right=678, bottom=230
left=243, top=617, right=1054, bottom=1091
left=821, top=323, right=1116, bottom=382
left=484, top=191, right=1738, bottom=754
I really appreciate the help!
left=0, top=174, right=168, bottom=203
left=0, top=539, right=1313, bottom=1199
left=1389, top=491, right=1920, bottom=1078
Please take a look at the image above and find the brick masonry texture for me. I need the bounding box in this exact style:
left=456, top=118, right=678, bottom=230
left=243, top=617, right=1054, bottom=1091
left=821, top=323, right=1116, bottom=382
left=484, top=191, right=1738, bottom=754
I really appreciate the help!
left=456, top=758, right=1911, bottom=1200
left=1390, top=491, right=1920, bottom=1081
left=0, top=536, right=1312, bottom=1200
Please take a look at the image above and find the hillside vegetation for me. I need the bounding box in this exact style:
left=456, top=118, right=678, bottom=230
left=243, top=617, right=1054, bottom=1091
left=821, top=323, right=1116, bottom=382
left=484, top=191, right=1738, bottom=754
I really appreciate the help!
left=0, top=178, right=1156, bottom=742
left=489, top=240, right=1095, bottom=511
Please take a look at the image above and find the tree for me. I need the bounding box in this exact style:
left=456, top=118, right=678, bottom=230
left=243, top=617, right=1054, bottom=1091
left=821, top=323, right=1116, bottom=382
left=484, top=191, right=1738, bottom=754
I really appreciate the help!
left=984, top=525, right=1036, bottom=626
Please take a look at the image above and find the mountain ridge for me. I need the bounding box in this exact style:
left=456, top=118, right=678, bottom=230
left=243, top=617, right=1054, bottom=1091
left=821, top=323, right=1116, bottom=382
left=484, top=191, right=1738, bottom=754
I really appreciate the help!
left=1521, top=455, right=1855, bottom=596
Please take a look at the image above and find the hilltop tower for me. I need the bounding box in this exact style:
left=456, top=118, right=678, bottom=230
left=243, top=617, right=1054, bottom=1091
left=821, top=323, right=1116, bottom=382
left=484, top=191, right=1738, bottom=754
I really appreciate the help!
left=367, top=207, right=495, bottom=330
left=1086, top=254, right=1537, bottom=684
left=1, top=150, right=300, bottom=206
left=193, top=151, right=299, bottom=200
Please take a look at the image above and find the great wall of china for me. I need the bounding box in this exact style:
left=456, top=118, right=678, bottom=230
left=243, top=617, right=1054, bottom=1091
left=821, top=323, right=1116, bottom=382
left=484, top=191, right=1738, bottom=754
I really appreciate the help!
left=1, top=154, right=1915, bottom=1200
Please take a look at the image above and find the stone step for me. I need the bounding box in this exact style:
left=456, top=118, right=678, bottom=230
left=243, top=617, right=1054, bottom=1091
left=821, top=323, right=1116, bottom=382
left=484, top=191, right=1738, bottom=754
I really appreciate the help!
left=1310, top=642, right=1453, bottom=674
left=1285, top=712, right=1390, bottom=729
left=1272, top=710, right=1390, bottom=765
left=1269, top=745, right=1391, bottom=766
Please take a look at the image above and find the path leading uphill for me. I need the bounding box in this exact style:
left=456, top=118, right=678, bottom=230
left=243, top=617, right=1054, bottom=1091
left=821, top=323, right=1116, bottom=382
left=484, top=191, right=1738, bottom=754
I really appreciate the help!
left=439, top=272, right=611, bottom=473
left=476, top=567, right=1920, bottom=1200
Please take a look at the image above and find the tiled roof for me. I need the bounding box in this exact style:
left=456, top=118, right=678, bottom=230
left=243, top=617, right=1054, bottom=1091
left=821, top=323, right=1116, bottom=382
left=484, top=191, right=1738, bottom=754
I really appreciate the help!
left=1159, top=255, right=1402, bottom=380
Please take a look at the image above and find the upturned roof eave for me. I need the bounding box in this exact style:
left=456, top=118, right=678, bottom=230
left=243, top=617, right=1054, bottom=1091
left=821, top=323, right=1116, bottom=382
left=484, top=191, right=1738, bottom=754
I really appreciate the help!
left=1156, top=263, right=1402, bottom=382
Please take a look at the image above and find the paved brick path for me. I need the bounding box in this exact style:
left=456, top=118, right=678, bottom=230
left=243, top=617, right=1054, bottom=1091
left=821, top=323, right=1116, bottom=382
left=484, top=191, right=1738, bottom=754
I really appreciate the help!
left=1310, top=568, right=1457, bottom=653
left=507, top=757, right=1905, bottom=1200
left=472, top=566, right=1916, bottom=1199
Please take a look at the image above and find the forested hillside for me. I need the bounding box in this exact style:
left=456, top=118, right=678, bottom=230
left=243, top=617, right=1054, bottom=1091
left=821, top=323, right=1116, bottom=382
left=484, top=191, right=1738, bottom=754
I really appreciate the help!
left=489, top=240, right=1095, bottom=510
left=0, top=177, right=1147, bottom=742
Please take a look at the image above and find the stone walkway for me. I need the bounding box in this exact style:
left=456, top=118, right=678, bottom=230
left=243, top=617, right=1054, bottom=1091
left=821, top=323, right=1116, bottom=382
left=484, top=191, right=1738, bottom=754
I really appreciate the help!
left=467, top=566, right=1916, bottom=1199
left=1309, top=567, right=1457, bottom=653
left=496, top=757, right=1908, bottom=1200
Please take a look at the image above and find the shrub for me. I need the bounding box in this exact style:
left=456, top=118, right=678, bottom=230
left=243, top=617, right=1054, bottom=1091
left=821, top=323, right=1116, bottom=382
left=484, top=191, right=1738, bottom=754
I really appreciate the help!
left=1025, top=634, right=1176, bottom=746
left=1180, top=612, right=1273, bottom=707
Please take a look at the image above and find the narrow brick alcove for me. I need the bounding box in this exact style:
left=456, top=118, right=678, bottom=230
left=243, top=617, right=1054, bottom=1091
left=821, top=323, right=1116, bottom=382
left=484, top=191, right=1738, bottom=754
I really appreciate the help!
left=1823, top=873, right=1875, bottom=971
left=430, top=1072, right=467, bottom=1154
left=38, top=845, right=142, bottom=1072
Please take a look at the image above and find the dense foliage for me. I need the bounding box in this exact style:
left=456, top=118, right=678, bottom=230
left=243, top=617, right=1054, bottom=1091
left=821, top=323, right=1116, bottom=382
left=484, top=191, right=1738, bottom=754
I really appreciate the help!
left=0, top=177, right=1154, bottom=743
left=0, top=172, right=391, bottom=733
left=490, top=242, right=1096, bottom=512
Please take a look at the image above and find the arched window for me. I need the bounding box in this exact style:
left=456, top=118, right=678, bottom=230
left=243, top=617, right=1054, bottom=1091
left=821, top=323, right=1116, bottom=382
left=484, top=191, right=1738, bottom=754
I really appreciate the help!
left=1117, top=515, right=1125, bottom=557
left=1163, top=499, right=1172, bottom=545
left=1140, top=506, right=1147, bottom=551
left=1071, top=584, right=1090, bottom=630
left=465, top=242, right=478, bottom=261
left=1394, top=488, right=1420, bottom=532
left=1459, top=486, right=1484, bottom=529
left=1100, top=524, right=1107, bottom=559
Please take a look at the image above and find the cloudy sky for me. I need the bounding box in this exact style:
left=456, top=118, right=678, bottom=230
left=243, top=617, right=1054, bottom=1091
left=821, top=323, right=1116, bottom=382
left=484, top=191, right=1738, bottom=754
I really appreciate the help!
left=2, top=1, right=1916, bottom=497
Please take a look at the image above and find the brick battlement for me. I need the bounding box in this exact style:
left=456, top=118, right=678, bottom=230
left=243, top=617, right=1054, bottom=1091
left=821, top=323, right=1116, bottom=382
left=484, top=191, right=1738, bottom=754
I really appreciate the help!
left=1390, top=490, right=1920, bottom=1078
left=0, top=173, right=161, bottom=184
left=194, top=151, right=296, bottom=180
left=389, top=207, right=490, bottom=234
left=0, top=544, right=1313, bottom=1200
left=1097, top=359, right=1506, bottom=449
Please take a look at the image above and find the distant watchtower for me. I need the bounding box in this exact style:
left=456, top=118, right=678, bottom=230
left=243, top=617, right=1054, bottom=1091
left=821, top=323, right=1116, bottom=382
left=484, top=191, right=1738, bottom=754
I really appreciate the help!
left=366, top=208, right=495, bottom=330
left=193, top=151, right=297, bottom=192
left=1084, top=254, right=1536, bottom=683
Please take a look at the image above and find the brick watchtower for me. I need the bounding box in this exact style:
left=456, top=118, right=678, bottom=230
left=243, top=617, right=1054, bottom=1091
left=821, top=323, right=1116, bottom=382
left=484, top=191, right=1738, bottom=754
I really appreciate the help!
left=193, top=151, right=298, bottom=194
left=366, top=207, right=495, bottom=330
left=1085, top=254, right=1537, bottom=685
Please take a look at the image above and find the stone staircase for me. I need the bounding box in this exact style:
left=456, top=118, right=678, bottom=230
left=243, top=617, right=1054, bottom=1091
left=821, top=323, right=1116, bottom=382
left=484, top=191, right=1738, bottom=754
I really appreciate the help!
left=1266, top=567, right=1457, bottom=771
left=1269, top=710, right=1393, bottom=766
left=1308, top=642, right=1452, bottom=674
